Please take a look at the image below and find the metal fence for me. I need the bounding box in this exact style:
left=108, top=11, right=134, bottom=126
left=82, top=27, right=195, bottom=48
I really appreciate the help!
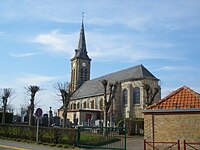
left=144, top=140, right=180, bottom=150
left=76, top=126, right=126, bottom=150
left=184, top=140, right=200, bottom=150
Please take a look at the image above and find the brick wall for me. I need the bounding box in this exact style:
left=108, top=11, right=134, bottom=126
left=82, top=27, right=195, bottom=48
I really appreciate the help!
left=144, top=112, right=200, bottom=148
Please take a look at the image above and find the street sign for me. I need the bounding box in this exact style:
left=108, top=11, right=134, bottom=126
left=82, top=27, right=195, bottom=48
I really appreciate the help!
left=35, top=108, right=43, bottom=118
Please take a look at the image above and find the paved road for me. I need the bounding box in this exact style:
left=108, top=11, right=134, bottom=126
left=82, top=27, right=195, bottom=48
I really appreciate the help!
left=0, top=136, right=143, bottom=150
left=0, top=139, right=79, bottom=150
left=126, top=136, right=143, bottom=150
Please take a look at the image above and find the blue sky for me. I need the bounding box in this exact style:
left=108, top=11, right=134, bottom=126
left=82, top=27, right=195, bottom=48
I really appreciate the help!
left=0, top=0, right=200, bottom=114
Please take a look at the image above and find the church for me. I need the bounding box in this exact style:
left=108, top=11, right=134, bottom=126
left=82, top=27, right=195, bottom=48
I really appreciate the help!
left=58, top=20, right=161, bottom=126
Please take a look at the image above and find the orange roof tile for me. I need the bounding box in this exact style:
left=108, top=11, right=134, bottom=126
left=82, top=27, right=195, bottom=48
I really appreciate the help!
left=147, top=86, right=200, bottom=110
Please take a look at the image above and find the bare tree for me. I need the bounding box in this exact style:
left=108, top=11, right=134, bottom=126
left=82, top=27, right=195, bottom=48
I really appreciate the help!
left=1, top=88, right=13, bottom=124
left=56, top=82, right=72, bottom=128
left=101, top=79, right=118, bottom=136
left=142, top=78, right=160, bottom=106
left=26, top=85, right=40, bottom=126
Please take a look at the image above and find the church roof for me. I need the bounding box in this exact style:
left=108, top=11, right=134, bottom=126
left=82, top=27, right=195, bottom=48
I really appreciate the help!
left=71, top=64, right=158, bottom=100
left=147, top=86, right=200, bottom=110
left=71, top=21, right=91, bottom=61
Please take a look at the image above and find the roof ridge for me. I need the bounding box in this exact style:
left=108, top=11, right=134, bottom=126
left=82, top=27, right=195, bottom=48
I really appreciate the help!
left=88, top=64, right=142, bottom=81
left=91, top=64, right=157, bottom=82
left=147, top=86, right=188, bottom=109
left=184, top=86, right=200, bottom=100
left=147, top=86, right=200, bottom=110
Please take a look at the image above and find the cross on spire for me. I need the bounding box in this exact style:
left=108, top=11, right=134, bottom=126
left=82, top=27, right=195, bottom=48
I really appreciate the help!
left=82, top=12, right=84, bottom=23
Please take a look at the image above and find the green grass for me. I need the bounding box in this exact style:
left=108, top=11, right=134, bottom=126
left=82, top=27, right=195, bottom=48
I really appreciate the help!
left=80, top=135, right=120, bottom=146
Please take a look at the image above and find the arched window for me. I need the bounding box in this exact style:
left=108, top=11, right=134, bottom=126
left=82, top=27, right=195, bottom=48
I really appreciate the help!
left=99, top=99, right=103, bottom=110
left=133, top=87, right=140, bottom=104
left=91, top=100, right=94, bottom=109
left=73, top=103, right=76, bottom=109
left=77, top=102, right=80, bottom=109
left=123, top=89, right=128, bottom=105
left=83, top=101, right=87, bottom=108
left=71, top=103, right=73, bottom=109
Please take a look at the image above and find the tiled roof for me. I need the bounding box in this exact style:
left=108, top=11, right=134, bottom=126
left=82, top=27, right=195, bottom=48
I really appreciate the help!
left=147, top=86, right=200, bottom=110
left=71, top=64, right=158, bottom=100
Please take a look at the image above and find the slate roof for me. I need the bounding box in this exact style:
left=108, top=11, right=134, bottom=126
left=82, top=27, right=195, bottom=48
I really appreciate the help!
left=147, top=86, right=200, bottom=110
left=71, top=64, right=158, bottom=100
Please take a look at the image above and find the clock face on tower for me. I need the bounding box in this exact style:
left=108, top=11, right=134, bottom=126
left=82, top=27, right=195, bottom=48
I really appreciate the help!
left=82, top=62, right=86, bottom=67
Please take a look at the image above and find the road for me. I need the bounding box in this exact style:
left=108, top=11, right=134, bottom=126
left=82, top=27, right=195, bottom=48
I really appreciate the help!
left=0, top=139, right=79, bottom=150
left=0, top=136, right=143, bottom=150
left=126, top=136, right=143, bottom=150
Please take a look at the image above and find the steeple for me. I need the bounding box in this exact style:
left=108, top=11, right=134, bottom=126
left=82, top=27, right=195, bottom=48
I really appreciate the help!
left=71, top=13, right=91, bottom=61
left=78, top=19, right=86, bottom=52
left=70, top=13, right=91, bottom=92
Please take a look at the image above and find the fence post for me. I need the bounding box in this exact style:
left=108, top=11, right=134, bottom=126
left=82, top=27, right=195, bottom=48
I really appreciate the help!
left=76, top=126, right=81, bottom=146
left=183, top=140, right=186, bottom=150
left=144, top=139, right=146, bottom=150
left=124, top=128, right=126, bottom=150
left=178, top=140, right=180, bottom=150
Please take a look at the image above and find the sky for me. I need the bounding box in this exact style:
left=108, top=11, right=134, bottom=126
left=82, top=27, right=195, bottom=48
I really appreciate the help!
left=0, top=0, right=200, bottom=115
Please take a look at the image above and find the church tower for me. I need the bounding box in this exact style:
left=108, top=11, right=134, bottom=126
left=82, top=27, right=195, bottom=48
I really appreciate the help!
left=70, top=17, right=91, bottom=92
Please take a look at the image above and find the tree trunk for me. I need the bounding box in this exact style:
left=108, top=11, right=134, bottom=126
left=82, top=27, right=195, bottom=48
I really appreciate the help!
left=2, top=106, right=6, bottom=124
left=2, top=97, right=7, bottom=124
left=62, top=108, right=68, bottom=128
left=28, top=111, right=32, bottom=126
left=103, top=108, right=108, bottom=136
left=29, top=101, right=34, bottom=126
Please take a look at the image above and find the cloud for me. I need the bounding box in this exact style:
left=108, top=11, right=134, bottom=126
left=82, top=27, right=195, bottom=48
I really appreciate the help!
left=16, top=73, right=58, bottom=86
left=31, top=28, right=181, bottom=62
left=32, top=30, right=77, bottom=56
left=0, top=73, right=64, bottom=114
left=86, top=31, right=180, bottom=62
left=10, top=52, right=37, bottom=58
left=155, top=66, right=180, bottom=71
left=1, top=0, right=199, bottom=30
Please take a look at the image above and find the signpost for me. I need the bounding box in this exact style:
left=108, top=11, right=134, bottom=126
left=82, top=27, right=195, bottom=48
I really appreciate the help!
left=35, top=108, right=43, bottom=142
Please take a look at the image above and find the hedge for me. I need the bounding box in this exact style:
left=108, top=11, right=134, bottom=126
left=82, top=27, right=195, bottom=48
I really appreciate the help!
left=0, top=124, right=76, bottom=145
left=0, top=112, right=13, bottom=124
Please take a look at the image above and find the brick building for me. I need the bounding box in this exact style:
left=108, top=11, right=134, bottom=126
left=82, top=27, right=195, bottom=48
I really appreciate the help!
left=144, top=86, right=200, bottom=147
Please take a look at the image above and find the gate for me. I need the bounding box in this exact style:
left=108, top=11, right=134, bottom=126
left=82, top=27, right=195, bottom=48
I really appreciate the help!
left=76, top=126, right=126, bottom=150
left=184, top=140, right=200, bottom=150
left=144, top=140, right=180, bottom=150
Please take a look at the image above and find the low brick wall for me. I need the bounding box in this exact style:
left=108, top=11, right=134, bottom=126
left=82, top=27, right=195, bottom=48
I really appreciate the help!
left=144, top=112, right=200, bottom=148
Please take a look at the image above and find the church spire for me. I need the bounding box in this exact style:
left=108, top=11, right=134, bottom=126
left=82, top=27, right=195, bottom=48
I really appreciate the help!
left=77, top=13, right=86, bottom=52
left=70, top=13, right=91, bottom=92
left=71, top=12, right=91, bottom=61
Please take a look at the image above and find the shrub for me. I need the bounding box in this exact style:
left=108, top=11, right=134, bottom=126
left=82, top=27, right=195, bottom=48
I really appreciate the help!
left=0, top=124, right=77, bottom=145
